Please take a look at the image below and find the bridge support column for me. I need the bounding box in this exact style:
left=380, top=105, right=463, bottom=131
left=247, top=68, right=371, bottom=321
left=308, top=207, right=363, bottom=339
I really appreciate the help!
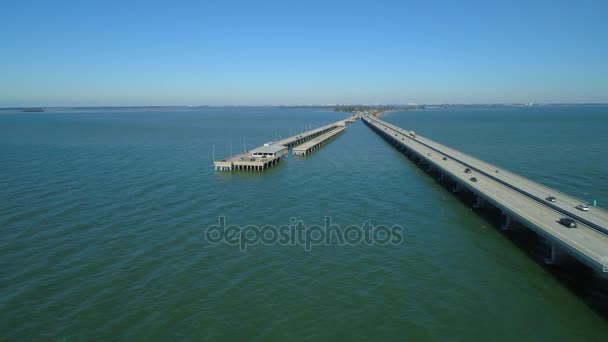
left=544, top=240, right=567, bottom=265
left=426, top=164, right=434, bottom=173
left=452, top=182, right=462, bottom=193
left=602, top=258, right=608, bottom=275
left=501, top=212, right=512, bottom=231
left=438, top=172, right=445, bottom=181
left=473, top=196, right=487, bottom=209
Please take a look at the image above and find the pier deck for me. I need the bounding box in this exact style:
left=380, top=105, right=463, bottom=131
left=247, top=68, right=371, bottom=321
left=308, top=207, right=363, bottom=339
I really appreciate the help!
left=293, top=127, right=346, bottom=156
left=214, top=146, right=288, bottom=172
left=213, top=114, right=357, bottom=171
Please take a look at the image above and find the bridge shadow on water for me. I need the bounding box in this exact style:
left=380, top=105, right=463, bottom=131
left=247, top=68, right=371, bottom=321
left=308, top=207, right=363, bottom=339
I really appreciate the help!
left=388, top=134, right=608, bottom=320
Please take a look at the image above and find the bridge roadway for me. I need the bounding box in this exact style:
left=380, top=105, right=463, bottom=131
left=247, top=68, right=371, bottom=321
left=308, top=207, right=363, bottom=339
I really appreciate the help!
left=372, top=117, right=608, bottom=235
left=362, top=115, right=608, bottom=274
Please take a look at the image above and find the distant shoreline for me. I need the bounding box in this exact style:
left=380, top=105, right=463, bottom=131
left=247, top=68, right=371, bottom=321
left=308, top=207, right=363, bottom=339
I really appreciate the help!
left=1, top=103, right=607, bottom=111
left=376, top=109, right=413, bottom=117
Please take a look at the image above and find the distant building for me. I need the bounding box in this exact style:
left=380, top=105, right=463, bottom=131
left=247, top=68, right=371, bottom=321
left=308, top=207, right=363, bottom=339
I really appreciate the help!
left=250, top=144, right=288, bottom=158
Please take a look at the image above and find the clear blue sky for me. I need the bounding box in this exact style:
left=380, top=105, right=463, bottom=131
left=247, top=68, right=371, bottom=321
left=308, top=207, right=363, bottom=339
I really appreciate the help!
left=1, top=0, right=607, bottom=106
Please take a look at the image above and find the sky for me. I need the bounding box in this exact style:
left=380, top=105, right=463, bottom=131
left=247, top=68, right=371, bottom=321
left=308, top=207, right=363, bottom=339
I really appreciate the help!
left=1, top=0, right=607, bottom=106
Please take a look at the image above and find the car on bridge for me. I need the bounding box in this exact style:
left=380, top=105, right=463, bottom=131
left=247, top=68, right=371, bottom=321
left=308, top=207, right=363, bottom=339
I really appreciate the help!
left=464, top=168, right=472, bottom=173
left=470, top=177, right=478, bottom=182
left=546, top=196, right=556, bottom=202
left=559, top=218, right=577, bottom=228
left=576, top=204, right=590, bottom=211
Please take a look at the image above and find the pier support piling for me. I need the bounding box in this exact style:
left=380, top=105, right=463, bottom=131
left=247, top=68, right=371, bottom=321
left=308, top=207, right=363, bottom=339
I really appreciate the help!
left=501, top=212, right=512, bottom=231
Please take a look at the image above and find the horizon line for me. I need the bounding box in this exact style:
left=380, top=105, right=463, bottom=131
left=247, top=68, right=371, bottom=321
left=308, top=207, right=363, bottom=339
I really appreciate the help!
left=2, top=102, right=608, bottom=110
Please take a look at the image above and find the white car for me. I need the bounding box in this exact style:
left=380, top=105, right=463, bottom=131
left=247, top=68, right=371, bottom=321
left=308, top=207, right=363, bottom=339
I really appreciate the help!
left=576, top=204, right=589, bottom=211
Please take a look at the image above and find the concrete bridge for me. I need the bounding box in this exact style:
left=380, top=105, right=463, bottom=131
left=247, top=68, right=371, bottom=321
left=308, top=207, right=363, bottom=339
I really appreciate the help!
left=362, top=114, right=608, bottom=275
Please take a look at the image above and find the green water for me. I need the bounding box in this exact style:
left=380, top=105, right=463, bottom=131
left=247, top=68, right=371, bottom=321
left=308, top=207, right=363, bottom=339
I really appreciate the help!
left=1, top=106, right=607, bottom=340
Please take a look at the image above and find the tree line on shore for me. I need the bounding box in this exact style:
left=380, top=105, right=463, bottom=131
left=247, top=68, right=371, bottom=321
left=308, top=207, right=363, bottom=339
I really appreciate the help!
left=333, top=105, right=396, bottom=113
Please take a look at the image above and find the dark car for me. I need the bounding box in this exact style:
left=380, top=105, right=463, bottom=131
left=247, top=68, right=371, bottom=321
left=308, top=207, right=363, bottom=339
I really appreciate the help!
left=464, top=168, right=472, bottom=173
left=559, top=218, right=577, bottom=228
left=442, top=157, right=448, bottom=161
left=546, top=196, right=556, bottom=202
left=470, top=177, right=477, bottom=182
